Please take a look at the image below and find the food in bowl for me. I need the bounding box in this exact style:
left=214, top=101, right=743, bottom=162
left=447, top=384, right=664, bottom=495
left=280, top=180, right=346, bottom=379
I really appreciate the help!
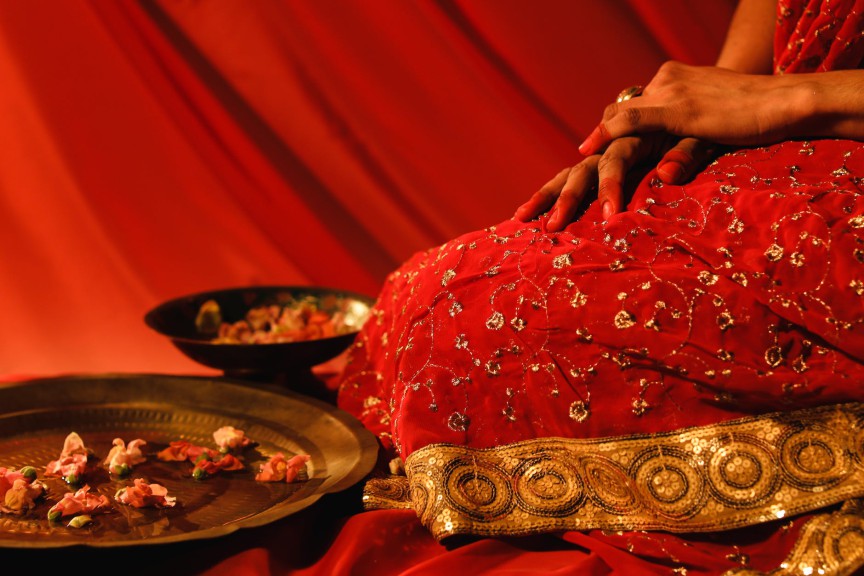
left=144, top=286, right=375, bottom=376
left=194, top=294, right=358, bottom=344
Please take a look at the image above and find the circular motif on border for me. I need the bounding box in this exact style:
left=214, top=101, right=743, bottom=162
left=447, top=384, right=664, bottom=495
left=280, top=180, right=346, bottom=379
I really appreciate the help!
left=367, top=476, right=411, bottom=501
left=442, top=457, right=514, bottom=521
left=631, top=446, right=706, bottom=520
left=408, top=473, right=431, bottom=517
left=512, top=455, right=584, bottom=517
left=582, top=456, right=639, bottom=515
left=779, top=426, right=849, bottom=489
left=850, top=414, right=864, bottom=470
left=707, top=435, right=780, bottom=508
left=821, top=514, right=864, bottom=568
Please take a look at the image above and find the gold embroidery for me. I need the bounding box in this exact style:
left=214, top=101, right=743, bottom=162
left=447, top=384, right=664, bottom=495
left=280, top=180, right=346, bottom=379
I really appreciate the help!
left=568, top=400, right=589, bottom=422
left=614, top=310, right=636, bottom=329
left=367, top=404, right=864, bottom=541
left=721, top=499, right=864, bottom=576
left=765, top=244, right=784, bottom=261
left=362, top=475, right=413, bottom=511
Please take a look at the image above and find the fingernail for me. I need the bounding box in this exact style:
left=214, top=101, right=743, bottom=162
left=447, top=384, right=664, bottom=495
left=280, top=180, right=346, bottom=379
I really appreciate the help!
left=658, top=161, right=685, bottom=183
left=663, top=149, right=694, bottom=165
left=578, top=127, right=599, bottom=156
left=602, top=201, right=614, bottom=220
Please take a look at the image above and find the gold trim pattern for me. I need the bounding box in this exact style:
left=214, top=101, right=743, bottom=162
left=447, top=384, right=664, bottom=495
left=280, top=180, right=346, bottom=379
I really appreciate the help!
left=721, top=499, right=864, bottom=576
left=363, top=403, right=864, bottom=542
left=362, top=474, right=413, bottom=511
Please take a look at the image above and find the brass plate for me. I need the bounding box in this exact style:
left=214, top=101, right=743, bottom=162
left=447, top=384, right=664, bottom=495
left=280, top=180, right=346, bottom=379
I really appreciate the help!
left=0, top=373, right=378, bottom=548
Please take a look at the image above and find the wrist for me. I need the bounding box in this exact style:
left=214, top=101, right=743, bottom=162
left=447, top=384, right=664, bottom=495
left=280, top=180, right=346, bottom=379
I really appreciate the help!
left=789, top=71, right=864, bottom=140
left=785, top=78, right=820, bottom=138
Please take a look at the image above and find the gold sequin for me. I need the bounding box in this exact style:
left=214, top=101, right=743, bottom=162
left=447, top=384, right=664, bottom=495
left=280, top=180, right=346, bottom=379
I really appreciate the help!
left=698, top=271, right=719, bottom=286
left=614, top=310, right=636, bottom=329
left=765, top=244, right=784, bottom=261
left=568, top=401, right=590, bottom=422
left=552, top=253, right=573, bottom=269
left=485, top=312, right=504, bottom=330
left=765, top=346, right=784, bottom=368
left=364, top=404, right=864, bottom=548
left=441, top=269, right=456, bottom=286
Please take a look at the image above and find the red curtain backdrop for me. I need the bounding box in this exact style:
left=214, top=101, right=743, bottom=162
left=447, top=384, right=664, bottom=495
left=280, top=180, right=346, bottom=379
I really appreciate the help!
left=0, top=0, right=735, bottom=377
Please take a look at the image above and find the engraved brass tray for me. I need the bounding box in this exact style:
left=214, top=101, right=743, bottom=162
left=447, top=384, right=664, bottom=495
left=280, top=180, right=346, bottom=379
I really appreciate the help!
left=0, top=374, right=379, bottom=548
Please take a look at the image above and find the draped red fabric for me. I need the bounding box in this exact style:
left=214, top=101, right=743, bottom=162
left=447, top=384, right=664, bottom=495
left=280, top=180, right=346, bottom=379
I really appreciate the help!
left=0, top=1, right=743, bottom=574
left=0, top=0, right=734, bottom=378
left=328, top=0, right=864, bottom=573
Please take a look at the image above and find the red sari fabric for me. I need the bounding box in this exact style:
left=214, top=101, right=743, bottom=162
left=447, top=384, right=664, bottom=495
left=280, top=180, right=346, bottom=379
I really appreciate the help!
left=338, top=139, right=864, bottom=457
left=775, top=0, right=864, bottom=73
left=338, top=0, right=864, bottom=465
left=335, top=1, right=864, bottom=573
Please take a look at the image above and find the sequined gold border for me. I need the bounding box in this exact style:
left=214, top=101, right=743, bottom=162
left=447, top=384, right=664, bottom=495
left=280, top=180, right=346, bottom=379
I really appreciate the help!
left=364, top=403, right=864, bottom=543
left=721, top=499, right=864, bottom=576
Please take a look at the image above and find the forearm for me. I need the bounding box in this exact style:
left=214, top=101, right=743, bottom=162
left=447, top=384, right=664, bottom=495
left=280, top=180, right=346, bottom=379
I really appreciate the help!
left=789, top=70, right=864, bottom=141
left=715, top=0, right=775, bottom=73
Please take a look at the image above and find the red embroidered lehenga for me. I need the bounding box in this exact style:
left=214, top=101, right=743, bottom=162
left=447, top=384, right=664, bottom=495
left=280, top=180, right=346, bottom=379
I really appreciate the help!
left=337, top=1, right=864, bottom=574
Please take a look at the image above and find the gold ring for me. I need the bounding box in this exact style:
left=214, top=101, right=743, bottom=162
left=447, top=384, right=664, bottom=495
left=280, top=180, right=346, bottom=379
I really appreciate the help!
left=616, top=85, right=644, bottom=103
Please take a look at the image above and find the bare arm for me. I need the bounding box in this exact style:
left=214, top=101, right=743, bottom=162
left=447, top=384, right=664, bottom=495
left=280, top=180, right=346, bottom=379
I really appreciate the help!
left=515, top=0, right=781, bottom=228
left=515, top=0, right=864, bottom=229
left=577, top=64, right=864, bottom=154
left=715, top=0, right=776, bottom=73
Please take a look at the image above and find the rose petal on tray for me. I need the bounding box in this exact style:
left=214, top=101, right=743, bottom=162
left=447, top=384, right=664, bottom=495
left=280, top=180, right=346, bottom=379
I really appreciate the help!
left=255, top=452, right=310, bottom=483
left=47, top=485, right=110, bottom=521
left=115, top=478, right=176, bottom=509
left=104, top=437, right=147, bottom=476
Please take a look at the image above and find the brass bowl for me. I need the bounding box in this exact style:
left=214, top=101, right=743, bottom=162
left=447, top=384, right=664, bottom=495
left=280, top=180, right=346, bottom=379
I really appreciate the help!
left=144, top=285, right=375, bottom=380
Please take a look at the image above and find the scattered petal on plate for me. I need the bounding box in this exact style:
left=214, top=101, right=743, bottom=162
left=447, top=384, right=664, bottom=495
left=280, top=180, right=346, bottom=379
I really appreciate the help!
left=192, top=452, right=245, bottom=480
left=156, top=440, right=193, bottom=462
left=160, top=440, right=245, bottom=480
left=157, top=440, right=210, bottom=463
left=0, top=466, right=38, bottom=499
left=45, top=431, right=90, bottom=485
left=115, top=478, right=176, bottom=508
left=255, top=453, right=310, bottom=483
left=47, top=485, right=110, bottom=521
left=104, top=437, right=147, bottom=476
left=213, top=426, right=253, bottom=452
left=2, top=477, right=47, bottom=514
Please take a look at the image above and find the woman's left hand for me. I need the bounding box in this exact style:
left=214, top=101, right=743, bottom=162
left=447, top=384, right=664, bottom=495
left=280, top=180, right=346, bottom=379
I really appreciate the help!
left=579, top=61, right=798, bottom=156
left=515, top=133, right=715, bottom=230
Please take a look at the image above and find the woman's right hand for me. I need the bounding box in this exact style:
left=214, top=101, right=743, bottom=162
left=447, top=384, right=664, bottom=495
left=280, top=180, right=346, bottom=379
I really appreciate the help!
left=514, top=134, right=716, bottom=231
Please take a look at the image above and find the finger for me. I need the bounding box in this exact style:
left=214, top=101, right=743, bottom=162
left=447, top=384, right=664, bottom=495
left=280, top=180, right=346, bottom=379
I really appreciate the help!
left=656, top=138, right=714, bottom=184
left=578, top=123, right=611, bottom=157
left=547, top=157, right=599, bottom=231
left=579, top=104, right=667, bottom=156
left=514, top=167, right=569, bottom=221
left=595, top=138, right=642, bottom=220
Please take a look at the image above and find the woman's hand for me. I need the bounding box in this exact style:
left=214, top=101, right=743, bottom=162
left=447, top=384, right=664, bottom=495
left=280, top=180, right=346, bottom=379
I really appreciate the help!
left=517, top=60, right=839, bottom=230
left=515, top=134, right=715, bottom=231
left=578, top=61, right=799, bottom=156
